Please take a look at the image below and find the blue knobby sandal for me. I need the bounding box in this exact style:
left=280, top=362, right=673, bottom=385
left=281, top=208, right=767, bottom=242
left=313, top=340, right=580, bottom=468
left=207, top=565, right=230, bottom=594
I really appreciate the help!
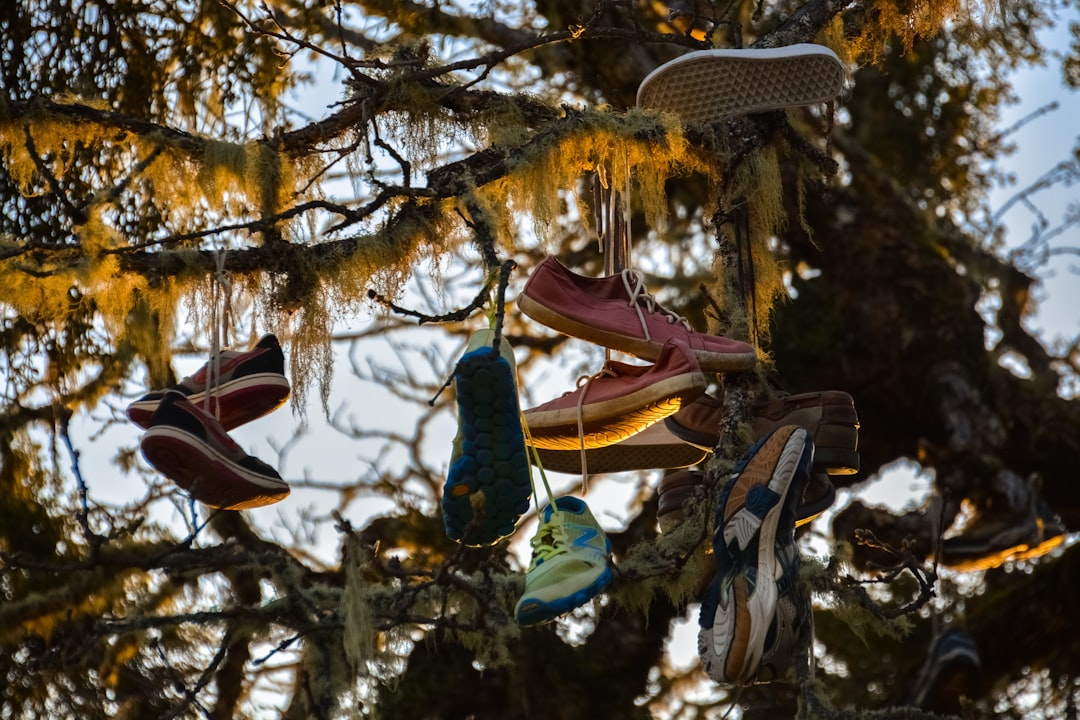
left=442, top=329, right=532, bottom=546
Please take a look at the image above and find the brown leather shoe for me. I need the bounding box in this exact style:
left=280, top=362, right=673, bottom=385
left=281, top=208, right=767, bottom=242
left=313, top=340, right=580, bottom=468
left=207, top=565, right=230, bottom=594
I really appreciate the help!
left=529, top=420, right=709, bottom=475
left=662, top=392, right=725, bottom=451
left=656, top=468, right=705, bottom=533
left=656, top=467, right=836, bottom=533
left=664, top=390, right=860, bottom=475
left=751, top=391, right=860, bottom=475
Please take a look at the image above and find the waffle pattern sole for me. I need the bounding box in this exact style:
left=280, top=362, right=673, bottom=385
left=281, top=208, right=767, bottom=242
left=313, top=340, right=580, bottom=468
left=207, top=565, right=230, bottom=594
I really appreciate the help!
left=637, top=44, right=847, bottom=124
left=443, top=348, right=532, bottom=547
left=698, top=426, right=810, bottom=684
left=524, top=372, right=707, bottom=451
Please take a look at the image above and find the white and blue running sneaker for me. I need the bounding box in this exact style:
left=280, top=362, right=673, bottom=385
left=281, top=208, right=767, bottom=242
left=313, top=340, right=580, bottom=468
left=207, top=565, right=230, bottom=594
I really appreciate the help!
left=698, top=425, right=814, bottom=683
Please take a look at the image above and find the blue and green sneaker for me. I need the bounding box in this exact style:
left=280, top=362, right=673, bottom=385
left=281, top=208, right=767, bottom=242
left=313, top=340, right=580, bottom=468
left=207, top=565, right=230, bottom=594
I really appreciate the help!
left=442, top=329, right=532, bottom=547
left=515, top=496, right=614, bottom=626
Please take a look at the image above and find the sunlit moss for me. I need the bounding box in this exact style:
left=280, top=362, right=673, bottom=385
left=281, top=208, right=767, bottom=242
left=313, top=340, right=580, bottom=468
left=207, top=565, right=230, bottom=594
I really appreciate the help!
left=849, top=0, right=967, bottom=59
left=475, top=108, right=711, bottom=251
left=0, top=566, right=132, bottom=645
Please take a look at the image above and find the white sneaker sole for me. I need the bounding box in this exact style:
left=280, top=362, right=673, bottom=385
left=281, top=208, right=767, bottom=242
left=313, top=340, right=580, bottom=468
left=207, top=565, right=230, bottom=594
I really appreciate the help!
left=699, top=426, right=809, bottom=683
left=637, top=44, right=847, bottom=123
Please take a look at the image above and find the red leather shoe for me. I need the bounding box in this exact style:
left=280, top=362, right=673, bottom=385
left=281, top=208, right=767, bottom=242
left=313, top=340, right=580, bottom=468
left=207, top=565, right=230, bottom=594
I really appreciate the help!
left=519, top=256, right=757, bottom=373
left=523, top=339, right=707, bottom=451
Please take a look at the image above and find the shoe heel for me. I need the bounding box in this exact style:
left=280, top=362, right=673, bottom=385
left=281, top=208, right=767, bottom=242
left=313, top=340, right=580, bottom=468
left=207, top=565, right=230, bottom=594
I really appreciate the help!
left=812, top=423, right=859, bottom=475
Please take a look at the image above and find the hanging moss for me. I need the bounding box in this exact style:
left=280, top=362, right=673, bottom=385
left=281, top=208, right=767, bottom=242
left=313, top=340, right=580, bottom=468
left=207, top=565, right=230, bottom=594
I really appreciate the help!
left=474, top=109, right=713, bottom=250
left=800, top=547, right=914, bottom=644
left=849, top=0, right=967, bottom=59
left=342, top=536, right=377, bottom=672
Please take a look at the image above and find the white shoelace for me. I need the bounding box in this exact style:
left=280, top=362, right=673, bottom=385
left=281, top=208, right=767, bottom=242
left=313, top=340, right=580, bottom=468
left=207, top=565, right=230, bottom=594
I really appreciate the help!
left=572, top=365, right=619, bottom=488
left=204, top=247, right=232, bottom=419
left=620, top=269, right=694, bottom=341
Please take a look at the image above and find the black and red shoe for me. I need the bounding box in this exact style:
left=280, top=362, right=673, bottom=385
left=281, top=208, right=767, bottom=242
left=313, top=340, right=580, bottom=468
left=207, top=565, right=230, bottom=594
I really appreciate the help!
left=127, top=334, right=290, bottom=431
left=140, top=391, right=290, bottom=510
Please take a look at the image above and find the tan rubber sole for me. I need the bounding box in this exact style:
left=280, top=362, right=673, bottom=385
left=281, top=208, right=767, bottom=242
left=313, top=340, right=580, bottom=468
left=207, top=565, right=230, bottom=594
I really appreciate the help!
left=524, top=372, right=706, bottom=451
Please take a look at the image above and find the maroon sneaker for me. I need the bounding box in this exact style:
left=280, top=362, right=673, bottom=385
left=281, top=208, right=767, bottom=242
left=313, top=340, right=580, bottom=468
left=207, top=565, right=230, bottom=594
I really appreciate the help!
left=665, top=390, right=860, bottom=475
left=127, top=334, right=290, bottom=431
left=140, top=391, right=290, bottom=510
left=523, top=339, right=707, bottom=451
left=519, top=256, right=757, bottom=373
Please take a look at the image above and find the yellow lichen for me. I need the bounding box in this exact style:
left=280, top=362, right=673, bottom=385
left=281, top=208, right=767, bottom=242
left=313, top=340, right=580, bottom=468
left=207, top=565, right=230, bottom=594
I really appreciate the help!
left=849, top=0, right=968, bottom=60
left=473, top=108, right=711, bottom=252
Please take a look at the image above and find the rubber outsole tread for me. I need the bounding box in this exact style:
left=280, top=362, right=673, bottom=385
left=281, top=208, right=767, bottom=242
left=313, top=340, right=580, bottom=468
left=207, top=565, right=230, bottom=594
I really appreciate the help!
left=443, top=348, right=531, bottom=547
left=638, top=46, right=846, bottom=124
left=515, top=564, right=614, bottom=626
left=140, top=429, right=289, bottom=510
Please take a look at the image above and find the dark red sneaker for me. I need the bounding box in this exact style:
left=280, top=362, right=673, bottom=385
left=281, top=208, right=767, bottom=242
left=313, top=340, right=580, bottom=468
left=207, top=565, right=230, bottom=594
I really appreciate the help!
left=523, top=339, right=707, bottom=451
left=519, top=256, right=757, bottom=373
left=127, top=334, right=290, bottom=431
left=140, top=391, right=290, bottom=510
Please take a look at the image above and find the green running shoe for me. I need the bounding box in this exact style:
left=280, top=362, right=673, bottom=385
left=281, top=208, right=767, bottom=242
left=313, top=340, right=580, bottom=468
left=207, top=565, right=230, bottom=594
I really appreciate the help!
left=442, top=330, right=532, bottom=547
left=515, top=496, right=613, bottom=626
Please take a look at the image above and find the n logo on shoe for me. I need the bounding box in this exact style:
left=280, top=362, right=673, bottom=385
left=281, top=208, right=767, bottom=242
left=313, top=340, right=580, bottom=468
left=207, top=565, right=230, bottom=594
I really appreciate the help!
left=572, top=527, right=598, bottom=549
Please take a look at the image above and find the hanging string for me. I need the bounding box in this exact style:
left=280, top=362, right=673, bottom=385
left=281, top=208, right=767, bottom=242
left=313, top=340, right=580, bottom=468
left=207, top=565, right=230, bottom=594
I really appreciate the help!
left=489, top=258, right=514, bottom=355
left=520, top=408, right=559, bottom=515
left=619, top=151, right=632, bottom=274
left=586, top=158, right=636, bottom=495
left=429, top=258, right=516, bottom=406
left=595, top=164, right=631, bottom=279
left=204, top=246, right=232, bottom=419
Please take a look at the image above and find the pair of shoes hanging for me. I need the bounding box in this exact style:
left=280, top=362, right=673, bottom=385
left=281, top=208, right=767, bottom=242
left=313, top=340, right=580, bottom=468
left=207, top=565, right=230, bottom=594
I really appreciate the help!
left=519, top=255, right=756, bottom=475
left=510, top=255, right=761, bottom=626
left=127, top=334, right=291, bottom=510
left=440, top=327, right=613, bottom=627
left=698, top=425, right=815, bottom=684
